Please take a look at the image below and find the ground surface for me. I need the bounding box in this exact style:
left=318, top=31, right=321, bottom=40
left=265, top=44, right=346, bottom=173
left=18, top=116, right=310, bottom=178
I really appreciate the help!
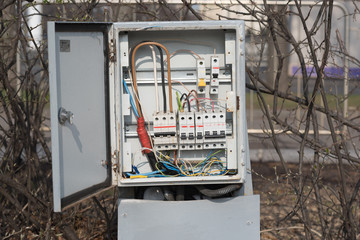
left=252, top=161, right=360, bottom=239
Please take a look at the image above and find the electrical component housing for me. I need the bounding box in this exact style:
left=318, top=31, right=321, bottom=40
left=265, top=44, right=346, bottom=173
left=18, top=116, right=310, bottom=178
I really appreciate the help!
left=49, top=23, right=259, bottom=239
left=48, top=21, right=250, bottom=207
left=153, top=112, right=177, bottom=151
left=115, top=21, right=248, bottom=186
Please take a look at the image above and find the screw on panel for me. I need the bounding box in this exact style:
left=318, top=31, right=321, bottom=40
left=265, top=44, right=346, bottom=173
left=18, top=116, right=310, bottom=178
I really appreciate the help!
left=246, top=220, right=253, bottom=225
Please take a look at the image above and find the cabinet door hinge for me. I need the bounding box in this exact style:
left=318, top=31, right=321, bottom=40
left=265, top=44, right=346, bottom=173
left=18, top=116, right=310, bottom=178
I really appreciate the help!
left=109, top=39, right=116, bottom=63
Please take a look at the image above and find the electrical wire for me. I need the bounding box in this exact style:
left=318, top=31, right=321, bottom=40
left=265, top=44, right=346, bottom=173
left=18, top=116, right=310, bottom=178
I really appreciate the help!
left=122, top=78, right=140, bottom=118
left=182, top=99, right=191, bottom=112
left=190, top=97, right=215, bottom=111
left=128, top=69, right=159, bottom=169
left=149, top=45, right=159, bottom=113
left=131, top=42, right=173, bottom=117
left=136, top=148, right=227, bottom=177
left=129, top=42, right=167, bottom=112
left=164, top=49, right=202, bottom=64
left=187, top=90, right=200, bottom=112
left=176, top=92, right=182, bottom=111
left=180, top=93, right=190, bottom=112
left=155, top=46, right=167, bottom=112
left=129, top=43, right=166, bottom=169
left=128, top=65, right=142, bottom=113
left=171, top=79, right=207, bottom=112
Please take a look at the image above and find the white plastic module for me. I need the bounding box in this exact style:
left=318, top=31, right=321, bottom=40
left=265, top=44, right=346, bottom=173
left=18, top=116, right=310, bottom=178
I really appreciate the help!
left=210, top=56, right=220, bottom=95
left=203, top=111, right=226, bottom=149
left=178, top=111, right=188, bottom=150
left=187, top=112, right=196, bottom=150
left=178, top=112, right=196, bottom=150
left=196, top=58, right=206, bottom=96
left=194, top=112, right=204, bottom=149
left=153, top=112, right=177, bottom=151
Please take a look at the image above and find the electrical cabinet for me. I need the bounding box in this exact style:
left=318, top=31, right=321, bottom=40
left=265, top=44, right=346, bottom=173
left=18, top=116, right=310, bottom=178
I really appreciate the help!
left=48, top=22, right=258, bottom=239
left=114, top=21, right=248, bottom=186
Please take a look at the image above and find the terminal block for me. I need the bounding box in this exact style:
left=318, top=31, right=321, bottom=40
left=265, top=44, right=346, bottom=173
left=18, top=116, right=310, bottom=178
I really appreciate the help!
left=203, top=110, right=226, bottom=149
left=178, top=112, right=196, bottom=150
left=153, top=112, right=178, bottom=150
left=210, top=56, right=219, bottom=95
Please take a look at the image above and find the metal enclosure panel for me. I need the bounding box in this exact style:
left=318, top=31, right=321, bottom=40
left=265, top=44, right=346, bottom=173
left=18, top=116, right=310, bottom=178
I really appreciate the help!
left=48, top=22, right=111, bottom=211
left=114, top=21, right=248, bottom=186
left=118, top=195, right=260, bottom=240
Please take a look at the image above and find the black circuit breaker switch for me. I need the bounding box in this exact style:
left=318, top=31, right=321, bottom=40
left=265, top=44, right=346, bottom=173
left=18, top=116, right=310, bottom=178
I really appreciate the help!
left=210, top=56, right=219, bottom=95
left=188, top=133, right=195, bottom=140
left=180, top=133, right=187, bottom=140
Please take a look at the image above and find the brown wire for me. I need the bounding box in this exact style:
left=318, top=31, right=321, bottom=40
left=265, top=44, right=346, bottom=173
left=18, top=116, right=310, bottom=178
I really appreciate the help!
left=174, top=150, right=177, bottom=165
left=131, top=42, right=173, bottom=117
left=187, top=90, right=200, bottom=112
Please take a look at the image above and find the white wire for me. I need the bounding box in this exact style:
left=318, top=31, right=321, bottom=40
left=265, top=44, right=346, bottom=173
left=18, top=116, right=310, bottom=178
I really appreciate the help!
left=149, top=45, right=159, bottom=113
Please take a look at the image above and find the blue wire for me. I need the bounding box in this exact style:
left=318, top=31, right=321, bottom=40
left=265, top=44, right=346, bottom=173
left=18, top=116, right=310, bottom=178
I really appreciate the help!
left=127, top=151, right=225, bottom=178
left=205, top=150, right=214, bottom=161
left=132, top=165, right=140, bottom=174
left=123, top=78, right=140, bottom=118
left=126, top=170, right=166, bottom=177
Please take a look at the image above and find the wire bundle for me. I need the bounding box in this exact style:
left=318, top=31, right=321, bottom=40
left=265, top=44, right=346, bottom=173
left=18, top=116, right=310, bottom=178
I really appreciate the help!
left=124, top=40, right=226, bottom=177
left=127, top=149, right=228, bottom=178
left=125, top=41, right=175, bottom=171
left=130, top=41, right=173, bottom=116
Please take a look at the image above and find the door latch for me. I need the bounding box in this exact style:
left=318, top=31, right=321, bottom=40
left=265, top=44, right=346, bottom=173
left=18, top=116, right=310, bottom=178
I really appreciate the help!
left=58, top=107, right=74, bottom=125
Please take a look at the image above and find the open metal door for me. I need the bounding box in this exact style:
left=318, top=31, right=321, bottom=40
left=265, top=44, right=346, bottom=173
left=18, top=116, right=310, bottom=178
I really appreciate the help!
left=48, top=22, right=112, bottom=212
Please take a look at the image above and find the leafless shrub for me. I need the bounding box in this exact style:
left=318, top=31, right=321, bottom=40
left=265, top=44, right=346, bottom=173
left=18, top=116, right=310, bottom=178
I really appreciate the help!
left=1, top=0, right=359, bottom=239
left=212, top=0, right=360, bottom=239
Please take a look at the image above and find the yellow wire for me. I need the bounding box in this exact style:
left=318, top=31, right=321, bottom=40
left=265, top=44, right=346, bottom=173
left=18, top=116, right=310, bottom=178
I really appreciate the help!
left=194, top=150, right=223, bottom=168
left=141, top=147, right=227, bottom=177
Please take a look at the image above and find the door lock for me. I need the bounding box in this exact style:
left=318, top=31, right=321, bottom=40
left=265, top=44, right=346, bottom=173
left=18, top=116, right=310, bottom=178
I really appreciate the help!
left=58, top=107, right=74, bottom=125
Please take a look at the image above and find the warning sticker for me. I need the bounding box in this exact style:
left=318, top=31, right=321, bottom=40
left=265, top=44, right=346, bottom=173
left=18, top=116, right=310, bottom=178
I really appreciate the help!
left=60, top=40, right=70, bottom=52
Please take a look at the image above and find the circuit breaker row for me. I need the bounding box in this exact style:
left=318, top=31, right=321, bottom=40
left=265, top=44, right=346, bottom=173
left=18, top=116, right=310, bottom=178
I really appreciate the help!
left=152, top=111, right=226, bottom=151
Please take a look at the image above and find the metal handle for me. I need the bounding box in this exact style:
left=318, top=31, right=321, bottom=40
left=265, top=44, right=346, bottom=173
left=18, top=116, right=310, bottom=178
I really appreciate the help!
left=58, top=107, right=74, bottom=125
